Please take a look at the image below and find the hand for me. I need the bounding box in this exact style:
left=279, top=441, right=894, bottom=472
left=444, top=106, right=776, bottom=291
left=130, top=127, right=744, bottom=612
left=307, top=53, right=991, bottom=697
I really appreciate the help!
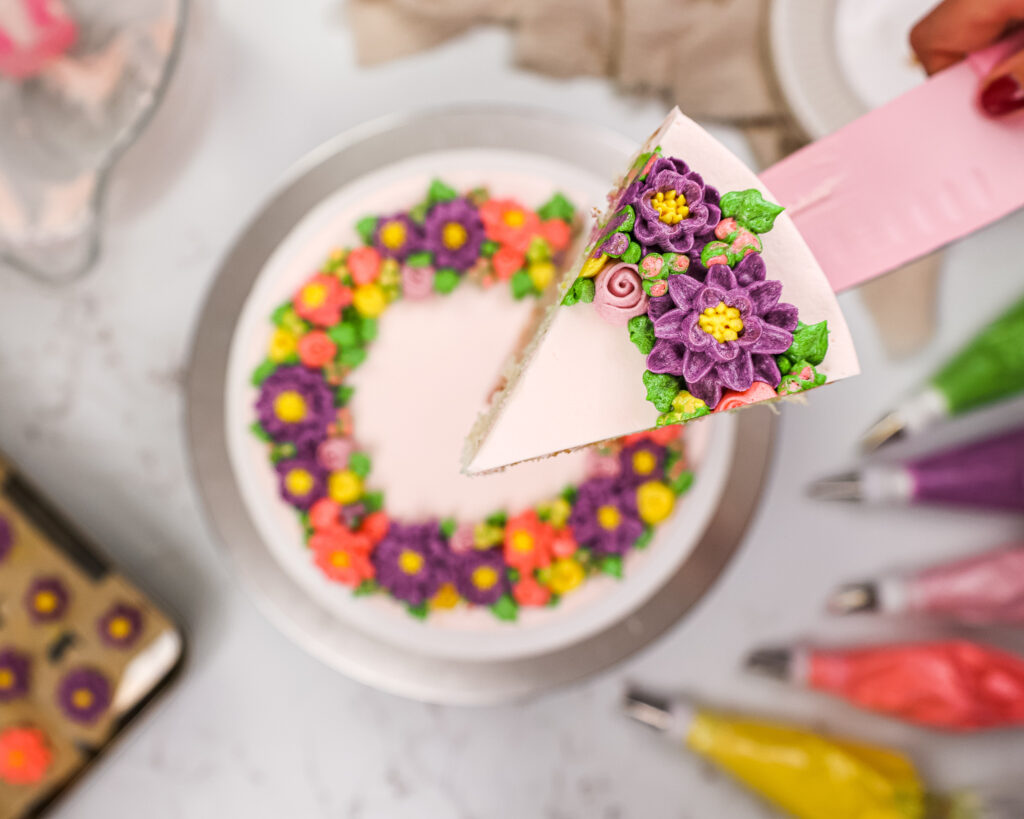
left=911, top=0, right=1024, bottom=116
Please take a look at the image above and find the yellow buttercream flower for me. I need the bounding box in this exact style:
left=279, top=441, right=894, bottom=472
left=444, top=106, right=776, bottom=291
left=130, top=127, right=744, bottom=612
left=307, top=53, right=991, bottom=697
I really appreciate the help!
left=431, top=582, right=460, bottom=609
left=328, top=470, right=363, bottom=504
left=637, top=480, right=675, bottom=524
left=546, top=558, right=585, bottom=595
left=353, top=284, right=387, bottom=318
left=268, top=328, right=298, bottom=362
left=539, top=498, right=571, bottom=529
left=529, top=261, right=556, bottom=291
left=473, top=523, right=505, bottom=549
left=672, top=391, right=707, bottom=415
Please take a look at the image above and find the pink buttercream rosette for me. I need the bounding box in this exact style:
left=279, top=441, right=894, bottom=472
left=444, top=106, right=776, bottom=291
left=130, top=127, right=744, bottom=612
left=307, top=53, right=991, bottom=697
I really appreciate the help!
left=592, top=262, right=648, bottom=325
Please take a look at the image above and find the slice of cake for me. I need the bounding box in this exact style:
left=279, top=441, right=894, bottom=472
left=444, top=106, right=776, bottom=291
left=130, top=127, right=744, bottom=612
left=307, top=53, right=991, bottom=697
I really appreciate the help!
left=464, top=109, right=858, bottom=474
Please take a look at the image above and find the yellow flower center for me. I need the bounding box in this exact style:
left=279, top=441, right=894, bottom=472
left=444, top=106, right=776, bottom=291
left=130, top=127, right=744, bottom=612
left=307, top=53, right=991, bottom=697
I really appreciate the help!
left=285, top=468, right=315, bottom=497
left=330, top=550, right=351, bottom=569
left=472, top=566, right=499, bottom=590
left=698, top=301, right=744, bottom=343
left=72, top=689, right=93, bottom=709
left=503, top=209, right=525, bottom=228
left=300, top=282, right=328, bottom=308
left=442, top=222, right=468, bottom=249
left=511, top=530, right=535, bottom=553
left=34, top=591, right=58, bottom=613
left=0, top=669, right=14, bottom=689
left=380, top=220, right=407, bottom=250
left=632, top=450, right=657, bottom=476
left=431, top=582, right=460, bottom=609
left=398, top=549, right=424, bottom=575
left=637, top=481, right=676, bottom=525
left=273, top=391, right=308, bottom=423
left=108, top=617, right=133, bottom=639
left=547, top=558, right=584, bottom=595
left=328, top=470, right=363, bottom=504
left=650, top=189, right=689, bottom=225
left=597, top=505, right=621, bottom=531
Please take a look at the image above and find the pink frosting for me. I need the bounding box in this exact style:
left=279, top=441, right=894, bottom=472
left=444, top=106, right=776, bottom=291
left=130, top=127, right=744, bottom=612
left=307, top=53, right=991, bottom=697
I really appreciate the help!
left=317, top=438, right=354, bottom=471
left=713, top=381, right=777, bottom=412
left=593, top=262, right=648, bottom=325
left=401, top=265, right=434, bottom=300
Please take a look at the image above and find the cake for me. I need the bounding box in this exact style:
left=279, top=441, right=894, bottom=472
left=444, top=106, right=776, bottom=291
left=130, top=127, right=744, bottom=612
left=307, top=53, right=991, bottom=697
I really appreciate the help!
left=248, top=177, right=700, bottom=622
left=463, top=109, right=859, bottom=474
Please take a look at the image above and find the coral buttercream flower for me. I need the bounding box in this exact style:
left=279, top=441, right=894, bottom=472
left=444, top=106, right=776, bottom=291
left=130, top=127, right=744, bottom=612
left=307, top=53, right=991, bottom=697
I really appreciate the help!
left=298, top=331, right=337, bottom=369
left=513, top=575, right=551, bottom=607
left=0, top=727, right=51, bottom=785
left=623, top=426, right=683, bottom=448
left=503, top=510, right=554, bottom=572
left=593, top=262, right=649, bottom=325
left=646, top=254, right=797, bottom=408
left=539, top=219, right=571, bottom=252
left=491, top=246, right=525, bottom=281
left=424, top=198, right=485, bottom=271
left=480, top=198, right=540, bottom=252
left=347, top=246, right=382, bottom=285
left=309, top=497, right=342, bottom=531
left=359, top=511, right=390, bottom=544
left=401, top=264, right=434, bottom=299
left=312, top=530, right=374, bottom=586
left=715, top=381, right=778, bottom=411
left=294, top=274, right=352, bottom=327
left=551, top=529, right=578, bottom=559
left=373, top=213, right=423, bottom=261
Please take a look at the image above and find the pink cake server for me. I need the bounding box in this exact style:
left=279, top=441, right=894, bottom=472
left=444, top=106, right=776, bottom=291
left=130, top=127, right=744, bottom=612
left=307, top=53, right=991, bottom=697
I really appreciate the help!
left=0, top=0, right=76, bottom=80
left=761, top=32, right=1024, bottom=293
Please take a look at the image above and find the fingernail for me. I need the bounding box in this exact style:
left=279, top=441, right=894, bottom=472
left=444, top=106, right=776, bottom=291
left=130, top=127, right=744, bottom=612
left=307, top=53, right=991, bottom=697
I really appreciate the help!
left=980, top=74, right=1024, bottom=116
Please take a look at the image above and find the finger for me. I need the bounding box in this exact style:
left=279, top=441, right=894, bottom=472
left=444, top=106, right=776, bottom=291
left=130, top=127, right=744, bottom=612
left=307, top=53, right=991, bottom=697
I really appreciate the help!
left=910, top=0, right=1024, bottom=74
left=980, top=49, right=1024, bottom=115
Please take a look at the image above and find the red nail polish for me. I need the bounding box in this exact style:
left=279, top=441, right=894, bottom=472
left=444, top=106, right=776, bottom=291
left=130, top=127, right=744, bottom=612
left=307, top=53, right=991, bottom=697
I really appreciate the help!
left=980, top=74, right=1024, bottom=116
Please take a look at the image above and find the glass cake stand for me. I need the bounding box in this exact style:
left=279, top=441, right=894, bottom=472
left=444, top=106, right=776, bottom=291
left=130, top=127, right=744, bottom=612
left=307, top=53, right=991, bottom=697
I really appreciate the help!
left=185, top=106, right=777, bottom=705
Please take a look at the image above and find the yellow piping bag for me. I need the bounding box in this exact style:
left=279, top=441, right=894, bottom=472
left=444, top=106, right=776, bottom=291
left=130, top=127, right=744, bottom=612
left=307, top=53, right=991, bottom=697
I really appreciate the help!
left=624, top=690, right=926, bottom=819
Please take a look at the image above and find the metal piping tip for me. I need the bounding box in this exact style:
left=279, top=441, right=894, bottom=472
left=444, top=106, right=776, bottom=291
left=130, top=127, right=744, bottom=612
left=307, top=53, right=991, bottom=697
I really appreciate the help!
left=745, top=647, right=793, bottom=681
left=827, top=582, right=879, bottom=615
left=622, top=689, right=674, bottom=733
left=860, top=411, right=907, bottom=453
left=806, top=472, right=863, bottom=502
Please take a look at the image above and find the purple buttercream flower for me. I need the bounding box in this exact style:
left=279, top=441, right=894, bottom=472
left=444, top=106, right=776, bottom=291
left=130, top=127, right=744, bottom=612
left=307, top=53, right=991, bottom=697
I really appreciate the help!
left=646, top=254, right=797, bottom=409
left=24, top=576, right=69, bottom=623
left=453, top=549, right=509, bottom=606
left=97, top=603, right=145, bottom=649
left=255, top=365, right=336, bottom=445
left=569, top=477, right=644, bottom=556
left=373, top=213, right=424, bottom=262
left=372, top=522, right=450, bottom=606
left=618, top=156, right=721, bottom=255
left=618, top=440, right=667, bottom=486
left=275, top=456, right=327, bottom=510
left=57, top=667, right=111, bottom=724
left=423, top=198, right=485, bottom=271
left=0, top=648, right=31, bottom=702
left=0, top=514, right=12, bottom=563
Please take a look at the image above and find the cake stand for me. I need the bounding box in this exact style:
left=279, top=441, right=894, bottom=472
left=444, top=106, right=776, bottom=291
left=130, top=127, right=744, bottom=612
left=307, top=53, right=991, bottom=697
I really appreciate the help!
left=185, top=106, right=776, bottom=705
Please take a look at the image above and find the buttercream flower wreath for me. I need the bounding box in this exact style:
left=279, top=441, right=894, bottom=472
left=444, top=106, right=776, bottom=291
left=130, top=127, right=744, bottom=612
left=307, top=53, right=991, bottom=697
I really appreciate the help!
left=563, top=149, right=831, bottom=421
left=251, top=180, right=695, bottom=621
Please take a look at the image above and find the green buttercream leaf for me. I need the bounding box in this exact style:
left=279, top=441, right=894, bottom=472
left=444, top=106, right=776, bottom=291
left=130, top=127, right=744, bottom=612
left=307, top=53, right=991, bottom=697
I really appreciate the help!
left=328, top=322, right=359, bottom=348
left=353, top=579, right=379, bottom=597
left=510, top=270, right=534, bottom=300
left=359, top=316, right=378, bottom=343
left=670, top=470, right=695, bottom=496
left=335, top=384, right=355, bottom=406
left=491, top=594, right=519, bottom=622
left=270, top=442, right=295, bottom=464
left=561, top=284, right=580, bottom=307
left=628, top=315, right=656, bottom=355
left=440, top=518, right=457, bottom=538
left=777, top=356, right=792, bottom=376
left=538, top=192, right=575, bottom=223
left=363, top=491, right=384, bottom=512
left=633, top=527, right=654, bottom=550
left=339, top=347, right=367, bottom=369
left=434, top=269, right=461, bottom=294
left=481, top=239, right=500, bottom=258
left=249, top=421, right=272, bottom=442
left=507, top=568, right=520, bottom=583
left=406, top=250, right=433, bottom=268
left=271, top=301, right=293, bottom=327
left=777, top=360, right=827, bottom=395
left=355, top=215, right=378, bottom=246
left=486, top=510, right=508, bottom=528
left=621, top=242, right=642, bottom=265
left=408, top=201, right=429, bottom=226
left=600, top=554, right=623, bottom=578
left=576, top=278, right=596, bottom=304
left=783, top=320, right=829, bottom=366
left=643, top=370, right=680, bottom=413
left=251, top=359, right=277, bottom=387
left=560, top=485, right=578, bottom=504
left=428, top=178, right=458, bottom=204
left=721, top=189, right=785, bottom=234
left=547, top=593, right=561, bottom=607
left=348, top=452, right=372, bottom=478
left=407, top=602, right=429, bottom=620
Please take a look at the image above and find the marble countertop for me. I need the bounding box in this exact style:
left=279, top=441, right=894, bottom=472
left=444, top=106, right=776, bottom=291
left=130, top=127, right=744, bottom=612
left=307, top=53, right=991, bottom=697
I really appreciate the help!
left=2, top=2, right=1023, bottom=817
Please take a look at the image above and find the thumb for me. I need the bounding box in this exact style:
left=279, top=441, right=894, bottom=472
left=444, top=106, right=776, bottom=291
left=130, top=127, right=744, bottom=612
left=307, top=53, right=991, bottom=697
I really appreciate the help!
left=980, top=50, right=1024, bottom=117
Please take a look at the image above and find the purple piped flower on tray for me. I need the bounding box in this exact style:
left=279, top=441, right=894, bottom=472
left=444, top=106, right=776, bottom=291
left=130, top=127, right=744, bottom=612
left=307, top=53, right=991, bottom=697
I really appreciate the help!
left=275, top=456, right=327, bottom=510
left=0, top=648, right=31, bottom=702
left=98, top=603, right=145, bottom=649
left=373, top=212, right=423, bottom=262
left=646, top=254, right=797, bottom=409
left=569, top=477, right=644, bottom=556
left=453, top=549, right=509, bottom=606
left=0, top=515, right=12, bottom=563
left=24, top=576, right=69, bottom=623
left=372, top=522, right=450, bottom=606
left=255, top=366, right=336, bottom=445
left=424, top=198, right=485, bottom=271
left=619, top=157, right=721, bottom=255
left=57, top=667, right=111, bottom=724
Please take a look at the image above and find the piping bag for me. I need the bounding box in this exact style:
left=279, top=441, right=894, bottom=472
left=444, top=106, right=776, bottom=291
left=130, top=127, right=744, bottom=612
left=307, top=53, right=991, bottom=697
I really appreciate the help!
left=830, top=544, right=1024, bottom=625
left=624, top=691, right=1024, bottom=819
left=747, top=641, right=1024, bottom=731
